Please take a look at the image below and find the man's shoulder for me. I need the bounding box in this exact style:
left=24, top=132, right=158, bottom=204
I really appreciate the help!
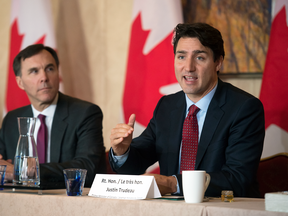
left=220, top=80, right=259, bottom=100
left=57, top=92, right=102, bottom=112
left=1, top=105, right=32, bottom=128
left=161, top=90, right=185, bottom=102
left=217, top=80, right=263, bottom=110
left=4, top=105, right=32, bottom=118
left=155, top=90, right=185, bottom=111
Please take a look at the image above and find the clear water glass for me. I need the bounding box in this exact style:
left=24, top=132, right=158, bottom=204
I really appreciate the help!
left=63, top=168, right=87, bottom=196
left=0, top=165, right=7, bottom=190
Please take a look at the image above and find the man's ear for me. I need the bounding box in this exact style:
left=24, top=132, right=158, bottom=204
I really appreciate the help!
left=216, top=56, right=224, bottom=72
left=16, top=76, right=24, bottom=90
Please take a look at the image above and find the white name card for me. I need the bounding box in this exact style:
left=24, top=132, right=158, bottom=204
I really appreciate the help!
left=88, top=174, right=161, bottom=200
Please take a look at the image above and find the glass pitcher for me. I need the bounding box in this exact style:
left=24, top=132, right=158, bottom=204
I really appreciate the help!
left=13, top=117, right=40, bottom=186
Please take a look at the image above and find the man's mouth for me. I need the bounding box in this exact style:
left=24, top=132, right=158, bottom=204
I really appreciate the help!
left=184, top=76, right=198, bottom=81
left=38, top=87, right=51, bottom=91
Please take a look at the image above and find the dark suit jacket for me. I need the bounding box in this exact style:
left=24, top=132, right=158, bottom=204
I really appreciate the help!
left=109, top=79, right=265, bottom=197
left=0, top=92, right=106, bottom=187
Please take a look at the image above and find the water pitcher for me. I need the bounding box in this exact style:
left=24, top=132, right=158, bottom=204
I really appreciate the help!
left=13, top=117, right=40, bottom=186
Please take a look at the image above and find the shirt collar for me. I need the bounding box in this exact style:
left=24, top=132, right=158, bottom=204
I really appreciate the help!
left=185, top=81, right=218, bottom=114
left=32, top=93, right=59, bottom=118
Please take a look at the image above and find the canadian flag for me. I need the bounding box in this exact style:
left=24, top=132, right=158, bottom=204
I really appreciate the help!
left=5, top=0, right=60, bottom=113
left=122, top=0, right=183, bottom=173
left=259, top=0, right=288, bottom=158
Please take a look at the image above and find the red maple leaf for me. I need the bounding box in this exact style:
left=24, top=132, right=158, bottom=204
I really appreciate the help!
left=123, top=13, right=177, bottom=126
left=260, top=7, right=288, bottom=132
left=6, top=19, right=46, bottom=112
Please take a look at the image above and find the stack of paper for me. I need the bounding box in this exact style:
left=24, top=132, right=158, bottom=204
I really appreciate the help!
left=265, top=192, right=288, bottom=213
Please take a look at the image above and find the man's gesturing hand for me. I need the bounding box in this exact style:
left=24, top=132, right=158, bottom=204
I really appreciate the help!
left=110, top=114, right=136, bottom=156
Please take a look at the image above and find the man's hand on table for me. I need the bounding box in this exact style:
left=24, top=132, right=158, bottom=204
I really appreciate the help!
left=143, top=173, right=177, bottom=195
left=0, top=154, right=14, bottom=180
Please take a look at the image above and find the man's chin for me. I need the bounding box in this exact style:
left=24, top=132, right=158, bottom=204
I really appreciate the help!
left=39, top=94, right=57, bottom=104
left=182, top=87, right=197, bottom=95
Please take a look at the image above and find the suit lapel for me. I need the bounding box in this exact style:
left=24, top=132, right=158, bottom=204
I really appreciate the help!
left=195, top=79, right=226, bottom=168
left=167, top=92, right=186, bottom=174
left=50, top=92, right=68, bottom=162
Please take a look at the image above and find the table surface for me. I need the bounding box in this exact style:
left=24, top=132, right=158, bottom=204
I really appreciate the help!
left=0, top=188, right=287, bottom=216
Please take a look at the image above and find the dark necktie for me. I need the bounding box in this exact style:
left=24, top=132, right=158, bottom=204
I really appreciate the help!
left=37, top=114, right=47, bottom=164
left=180, top=105, right=200, bottom=173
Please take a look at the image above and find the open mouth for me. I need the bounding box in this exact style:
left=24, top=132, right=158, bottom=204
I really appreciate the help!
left=184, top=76, right=198, bottom=81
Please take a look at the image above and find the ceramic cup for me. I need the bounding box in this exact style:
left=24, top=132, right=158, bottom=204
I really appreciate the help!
left=182, top=170, right=210, bottom=203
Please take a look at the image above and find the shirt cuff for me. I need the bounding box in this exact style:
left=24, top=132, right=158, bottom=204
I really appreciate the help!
left=172, top=175, right=181, bottom=194
left=110, top=148, right=130, bottom=168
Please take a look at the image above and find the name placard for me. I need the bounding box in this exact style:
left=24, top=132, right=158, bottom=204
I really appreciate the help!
left=88, top=174, right=161, bottom=200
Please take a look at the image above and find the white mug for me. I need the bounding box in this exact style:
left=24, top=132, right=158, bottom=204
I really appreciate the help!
left=182, top=170, right=211, bottom=203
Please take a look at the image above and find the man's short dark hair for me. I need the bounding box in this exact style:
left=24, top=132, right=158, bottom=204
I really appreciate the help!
left=173, top=23, right=225, bottom=62
left=13, top=44, right=59, bottom=76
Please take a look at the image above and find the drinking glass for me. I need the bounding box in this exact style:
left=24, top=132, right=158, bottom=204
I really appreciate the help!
left=63, top=168, right=87, bottom=196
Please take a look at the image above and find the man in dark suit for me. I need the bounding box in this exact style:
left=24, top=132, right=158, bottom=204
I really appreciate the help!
left=0, top=44, right=106, bottom=187
left=109, top=23, right=265, bottom=197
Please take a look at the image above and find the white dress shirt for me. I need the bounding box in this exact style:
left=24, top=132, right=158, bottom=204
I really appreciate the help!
left=31, top=93, right=58, bottom=163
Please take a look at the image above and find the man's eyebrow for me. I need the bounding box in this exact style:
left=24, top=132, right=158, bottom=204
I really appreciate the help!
left=193, top=50, right=207, bottom=54
left=27, top=63, right=55, bottom=73
left=176, top=50, right=208, bottom=55
left=45, top=63, right=55, bottom=69
left=176, top=50, right=187, bottom=54
left=28, top=67, right=39, bottom=72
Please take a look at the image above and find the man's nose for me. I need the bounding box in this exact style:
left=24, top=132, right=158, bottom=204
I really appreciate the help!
left=185, top=58, right=196, bottom=72
left=39, top=70, right=48, bottom=82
